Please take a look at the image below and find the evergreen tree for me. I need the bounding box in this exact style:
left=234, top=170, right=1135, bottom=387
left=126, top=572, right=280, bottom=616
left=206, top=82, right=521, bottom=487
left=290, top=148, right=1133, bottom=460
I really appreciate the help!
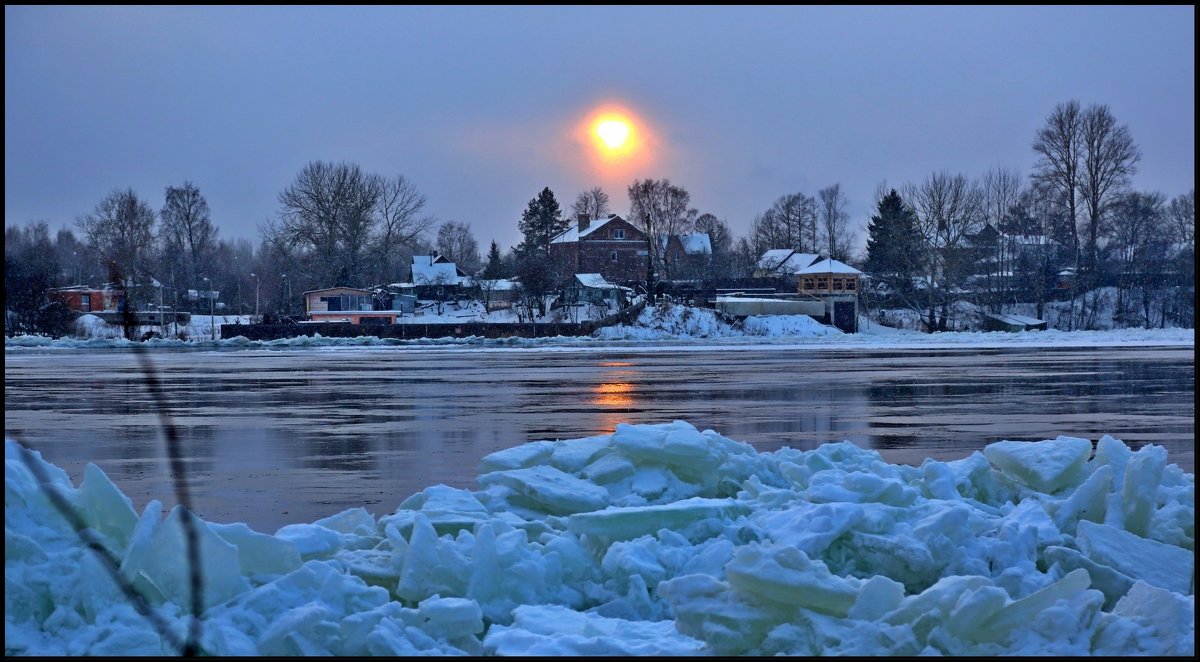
left=864, top=189, right=923, bottom=295
left=517, top=187, right=567, bottom=256
left=483, top=240, right=504, bottom=278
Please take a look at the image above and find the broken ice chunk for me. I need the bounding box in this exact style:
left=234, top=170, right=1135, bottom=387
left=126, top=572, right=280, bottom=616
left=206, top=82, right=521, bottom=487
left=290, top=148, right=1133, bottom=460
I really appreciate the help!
left=477, top=466, right=610, bottom=515
left=983, top=436, right=1092, bottom=493
left=1075, top=520, right=1193, bottom=594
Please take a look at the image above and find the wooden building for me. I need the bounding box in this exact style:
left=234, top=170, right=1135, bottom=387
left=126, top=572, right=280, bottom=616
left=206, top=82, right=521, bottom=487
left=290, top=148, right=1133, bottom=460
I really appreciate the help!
left=795, top=258, right=864, bottom=333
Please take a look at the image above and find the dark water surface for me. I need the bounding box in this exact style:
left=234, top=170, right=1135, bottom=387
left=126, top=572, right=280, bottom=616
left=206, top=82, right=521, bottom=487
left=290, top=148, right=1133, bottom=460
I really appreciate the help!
left=5, top=345, right=1194, bottom=532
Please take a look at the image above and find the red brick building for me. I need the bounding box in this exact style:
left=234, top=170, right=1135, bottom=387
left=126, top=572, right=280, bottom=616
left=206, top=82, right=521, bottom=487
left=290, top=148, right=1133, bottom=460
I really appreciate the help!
left=47, top=286, right=124, bottom=313
left=550, top=214, right=649, bottom=286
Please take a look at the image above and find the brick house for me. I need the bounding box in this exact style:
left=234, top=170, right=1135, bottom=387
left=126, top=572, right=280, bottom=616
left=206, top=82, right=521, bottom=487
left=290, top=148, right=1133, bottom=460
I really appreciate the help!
left=550, top=214, right=648, bottom=286
left=661, top=233, right=712, bottom=281
left=47, top=285, right=124, bottom=313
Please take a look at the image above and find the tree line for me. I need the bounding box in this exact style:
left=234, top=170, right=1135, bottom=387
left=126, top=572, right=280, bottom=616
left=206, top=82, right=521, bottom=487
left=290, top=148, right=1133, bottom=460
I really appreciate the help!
left=4, top=99, right=1194, bottom=336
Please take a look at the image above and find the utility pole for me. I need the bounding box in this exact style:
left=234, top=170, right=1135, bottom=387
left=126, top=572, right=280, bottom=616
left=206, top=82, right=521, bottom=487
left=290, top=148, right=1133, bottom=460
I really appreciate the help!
left=204, top=276, right=215, bottom=341
left=252, top=272, right=260, bottom=318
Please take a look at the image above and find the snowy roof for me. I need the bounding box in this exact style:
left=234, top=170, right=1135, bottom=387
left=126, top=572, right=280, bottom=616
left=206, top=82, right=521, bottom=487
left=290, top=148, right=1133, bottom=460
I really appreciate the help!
left=756, top=250, right=821, bottom=273
left=794, top=258, right=864, bottom=275
left=678, top=233, right=711, bottom=255
left=412, top=261, right=466, bottom=286
left=412, top=254, right=453, bottom=267
left=574, top=273, right=628, bottom=290
left=550, top=215, right=625, bottom=244
left=302, top=286, right=373, bottom=296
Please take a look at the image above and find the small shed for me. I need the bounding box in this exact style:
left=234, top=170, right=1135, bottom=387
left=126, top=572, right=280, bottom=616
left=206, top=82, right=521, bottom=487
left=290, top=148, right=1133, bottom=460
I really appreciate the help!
left=564, top=273, right=632, bottom=307
left=983, top=313, right=1048, bottom=332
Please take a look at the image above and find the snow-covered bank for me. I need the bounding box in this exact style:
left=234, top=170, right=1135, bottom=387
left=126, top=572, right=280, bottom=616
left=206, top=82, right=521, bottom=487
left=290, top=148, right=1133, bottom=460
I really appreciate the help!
left=5, top=422, right=1194, bottom=655
left=5, top=303, right=1194, bottom=351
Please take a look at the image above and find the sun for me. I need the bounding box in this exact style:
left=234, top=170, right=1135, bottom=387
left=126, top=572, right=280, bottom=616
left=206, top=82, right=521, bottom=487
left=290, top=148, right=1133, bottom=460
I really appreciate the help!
left=577, top=104, right=652, bottom=172
left=595, top=119, right=630, bottom=150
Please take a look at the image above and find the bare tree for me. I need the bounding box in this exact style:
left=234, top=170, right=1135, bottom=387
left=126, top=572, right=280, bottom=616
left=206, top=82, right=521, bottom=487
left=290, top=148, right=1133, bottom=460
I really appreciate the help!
left=1109, top=191, right=1167, bottom=328
left=1032, top=101, right=1086, bottom=327
left=627, top=179, right=698, bottom=297
left=436, top=220, right=481, bottom=274
left=979, top=167, right=1023, bottom=312
left=1032, top=100, right=1084, bottom=260
left=159, top=181, right=218, bottom=286
left=274, top=161, right=382, bottom=287
left=1166, top=189, right=1195, bottom=327
left=375, top=175, right=435, bottom=285
left=694, top=213, right=733, bottom=281
left=76, top=188, right=157, bottom=320
left=767, top=193, right=817, bottom=252
left=904, top=173, right=984, bottom=332
left=1167, top=189, right=1195, bottom=248
left=1079, top=103, right=1141, bottom=276
left=817, top=183, right=853, bottom=262
left=571, top=186, right=611, bottom=221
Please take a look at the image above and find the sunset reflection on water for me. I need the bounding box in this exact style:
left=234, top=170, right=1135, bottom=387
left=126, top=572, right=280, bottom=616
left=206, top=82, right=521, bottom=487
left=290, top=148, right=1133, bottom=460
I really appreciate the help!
left=592, top=381, right=634, bottom=407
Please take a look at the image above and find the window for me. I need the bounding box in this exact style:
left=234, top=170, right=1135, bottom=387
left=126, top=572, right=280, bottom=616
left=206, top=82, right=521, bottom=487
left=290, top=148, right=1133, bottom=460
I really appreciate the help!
left=81, top=294, right=91, bottom=312
left=610, top=251, right=618, bottom=262
left=833, top=278, right=844, bottom=291
left=816, top=277, right=830, bottom=290
left=801, top=278, right=816, bottom=290
left=846, top=279, right=856, bottom=291
left=614, top=229, right=625, bottom=239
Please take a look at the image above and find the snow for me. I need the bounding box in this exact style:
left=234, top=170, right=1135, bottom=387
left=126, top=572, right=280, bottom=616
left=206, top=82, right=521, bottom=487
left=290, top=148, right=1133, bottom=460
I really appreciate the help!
left=573, top=273, right=627, bottom=290
left=4, top=300, right=1194, bottom=351
left=678, top=233, right=712, bottom=255
left=550, top=217, right=621, bottom=243
left=795, top=258, right=864, bottom=275
left=5, top=420, right=1194, bottom=655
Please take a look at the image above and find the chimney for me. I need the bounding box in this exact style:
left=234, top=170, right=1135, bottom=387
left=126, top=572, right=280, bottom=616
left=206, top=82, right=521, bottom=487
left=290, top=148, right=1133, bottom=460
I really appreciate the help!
left=577, top=213, right=590, bottom=232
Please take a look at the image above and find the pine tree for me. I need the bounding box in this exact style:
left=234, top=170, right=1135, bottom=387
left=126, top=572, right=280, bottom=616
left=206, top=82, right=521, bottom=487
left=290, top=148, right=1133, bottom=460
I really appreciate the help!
left=517, top=187, right=567, bottom=256
left=483, top=240, right=504, bottom=278
left=864, top=189, right=923, bottom=294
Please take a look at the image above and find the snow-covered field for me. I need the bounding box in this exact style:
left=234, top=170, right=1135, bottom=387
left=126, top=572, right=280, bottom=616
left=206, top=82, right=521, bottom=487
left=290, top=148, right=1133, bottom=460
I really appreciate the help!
left=5, top=421, right=1193, bottom=655
left=4, top=302, right=1194, bottom=351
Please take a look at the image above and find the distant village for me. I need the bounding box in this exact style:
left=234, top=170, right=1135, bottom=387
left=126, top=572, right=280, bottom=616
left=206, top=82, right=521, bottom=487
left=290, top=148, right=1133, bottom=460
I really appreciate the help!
left=5, top=100, right=1196, bottom=341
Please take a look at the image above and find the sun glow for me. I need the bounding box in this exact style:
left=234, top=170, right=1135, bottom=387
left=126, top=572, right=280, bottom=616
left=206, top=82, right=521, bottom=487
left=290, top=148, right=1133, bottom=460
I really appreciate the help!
left=575, top=103, right=655, bottom=177
left=595, top=120, right=630, bottom=150
left=584, top=107, right=643, bottom=161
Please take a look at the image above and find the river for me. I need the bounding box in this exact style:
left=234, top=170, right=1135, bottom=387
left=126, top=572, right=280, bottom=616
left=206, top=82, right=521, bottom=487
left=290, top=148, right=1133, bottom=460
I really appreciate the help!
left=4, top=344, right=1193, bottom=532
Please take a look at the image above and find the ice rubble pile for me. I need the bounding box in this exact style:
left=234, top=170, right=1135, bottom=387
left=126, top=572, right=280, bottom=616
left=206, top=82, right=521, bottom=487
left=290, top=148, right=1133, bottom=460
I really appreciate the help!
left=5, top=422, right=1194, bottom=656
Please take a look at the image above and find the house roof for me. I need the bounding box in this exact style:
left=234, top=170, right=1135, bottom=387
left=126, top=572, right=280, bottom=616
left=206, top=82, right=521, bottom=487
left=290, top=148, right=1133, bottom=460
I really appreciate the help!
left=411, top=257, right=467, bottom=286
left=302, top=287, right=373, bottom=296
left=550, top=215, right=629, bottom=244
left=679, top=233, right=712, bottom=255
left=795, top=258, right=864, bottom=276
left=756, top=250, right=821, bottom=273
left=574, top=273, right=632, bottom=291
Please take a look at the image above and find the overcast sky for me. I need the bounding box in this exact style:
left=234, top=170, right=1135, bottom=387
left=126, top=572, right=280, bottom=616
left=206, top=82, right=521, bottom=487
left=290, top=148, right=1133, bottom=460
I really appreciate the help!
left=5, top=6, right=1195, bottom=254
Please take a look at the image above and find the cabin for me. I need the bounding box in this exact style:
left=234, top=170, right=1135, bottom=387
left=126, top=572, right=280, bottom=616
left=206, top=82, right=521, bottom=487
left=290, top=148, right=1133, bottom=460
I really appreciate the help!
left=795, top=258, right=864, bottom=333
left=304, top=287, right=402, bottom=324
left=411, top=255, right=470, bottom=299
left=561, top=273, right=633, bottom=309
left=661, top=232, right=713, bottom=281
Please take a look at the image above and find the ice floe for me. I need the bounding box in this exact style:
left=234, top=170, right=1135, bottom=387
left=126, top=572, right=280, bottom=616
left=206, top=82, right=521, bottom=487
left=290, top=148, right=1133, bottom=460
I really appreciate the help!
left=4, top=421, right=1194, bottom=655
